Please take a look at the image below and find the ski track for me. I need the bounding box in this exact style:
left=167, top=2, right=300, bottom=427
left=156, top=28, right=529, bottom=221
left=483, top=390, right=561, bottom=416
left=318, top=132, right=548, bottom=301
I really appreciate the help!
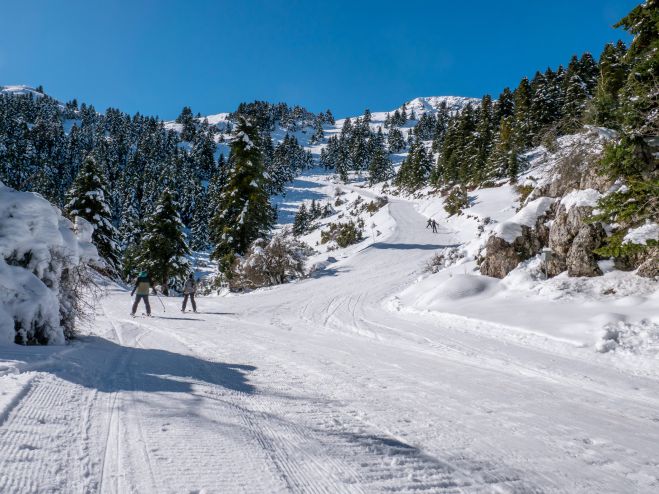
left=1, top=182, right=659, bottom=492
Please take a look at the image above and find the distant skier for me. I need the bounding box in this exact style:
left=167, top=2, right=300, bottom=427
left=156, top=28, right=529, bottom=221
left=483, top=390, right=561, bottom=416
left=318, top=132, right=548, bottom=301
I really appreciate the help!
left=426, top=218, right=432, bottom=229
left=131, top=270, right=152, bottom=317
left=182, top=273, right=197, bottom=313
left=431, top=219, right=438, bottom=233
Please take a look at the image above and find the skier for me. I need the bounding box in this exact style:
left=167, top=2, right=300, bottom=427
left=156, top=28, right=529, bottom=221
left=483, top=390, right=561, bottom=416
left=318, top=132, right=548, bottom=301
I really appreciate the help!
left=425, top=218, right=432, bottom=229
left=431, top=219, right=438, bottom=233
left=182, top=273, right=197, bottom=313
left=131, top=270, right=152, bottom=317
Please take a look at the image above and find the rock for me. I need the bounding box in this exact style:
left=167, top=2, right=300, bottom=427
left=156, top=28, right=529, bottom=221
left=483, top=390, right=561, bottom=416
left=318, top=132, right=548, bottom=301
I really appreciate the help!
left=548, top=204, right=605, bottom=277
left=480, top=236, right=520, bottom=279
left=480, top=224, right=544, bottom=279
left=636, top=247, right=659, bottom=279
left=566, top=223, right=605, bottom=277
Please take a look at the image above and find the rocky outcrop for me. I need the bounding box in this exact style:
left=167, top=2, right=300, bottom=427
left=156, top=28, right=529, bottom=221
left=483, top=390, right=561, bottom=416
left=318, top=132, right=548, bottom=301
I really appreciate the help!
left=479, top=236, right=521, bottom=279
left=480, top=194, right=608, bottom=279
left=566, top=223, right=606, bottom=277
left=546, top=198, right=606, bottom=278
left=480, top=203, right=554, bottom=279
left=637, top=247, right=659, bottom=279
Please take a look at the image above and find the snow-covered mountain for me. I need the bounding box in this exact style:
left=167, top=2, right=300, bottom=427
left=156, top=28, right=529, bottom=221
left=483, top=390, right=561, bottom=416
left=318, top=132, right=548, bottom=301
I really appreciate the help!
left=0, top=84, right=46, bottom=99
left=164, top=95, right=479, bottom=160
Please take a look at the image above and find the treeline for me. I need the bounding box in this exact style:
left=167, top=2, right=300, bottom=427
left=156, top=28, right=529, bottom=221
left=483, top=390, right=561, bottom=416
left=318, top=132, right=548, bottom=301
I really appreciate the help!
left=0, top=94, right=324, bottom=286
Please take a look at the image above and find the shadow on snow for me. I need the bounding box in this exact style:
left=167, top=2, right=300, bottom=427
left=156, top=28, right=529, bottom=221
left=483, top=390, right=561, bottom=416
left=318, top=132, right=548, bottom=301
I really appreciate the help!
left=369, top=242, right=456, bottom=251
left=2, top=336, right=257, bottom=395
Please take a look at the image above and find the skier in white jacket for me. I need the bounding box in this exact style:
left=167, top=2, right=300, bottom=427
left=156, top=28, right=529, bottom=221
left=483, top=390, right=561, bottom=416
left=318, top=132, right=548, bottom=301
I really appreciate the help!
left=181, top=274, right=197, bottom=313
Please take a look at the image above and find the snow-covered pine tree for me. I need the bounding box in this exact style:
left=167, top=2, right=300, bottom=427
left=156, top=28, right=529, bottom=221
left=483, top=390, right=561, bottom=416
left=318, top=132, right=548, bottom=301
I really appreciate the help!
left=511, top=77, right=534, bottom=148
left=209, top=118, right=275, bottom=272
left=493, top=87, right=514, bottom=124
left=65, top=156, right=121, bottom=273
left=387, top=127, right=406, bottom=153
left=485, top=117, right=518, bottom=183
left=310, top=116, right=324, bottom=144
left=119, top=192, right=141, bottom=251
left=190, top=188, right=210, bottom=251
left=395, top=138, right=433, bottom=190
left=589, top=40, right=628, bottom=128
left=474, top=95, right=495, bottom=182
left=293, top=203, right=310, bottom=236
left=176, top=106, right=197, bottom=142
left=368, top=142, right=394, bottom=185
left=191, top=123, right=217, bottom=180
left=135, top=188, right=190, bottom=294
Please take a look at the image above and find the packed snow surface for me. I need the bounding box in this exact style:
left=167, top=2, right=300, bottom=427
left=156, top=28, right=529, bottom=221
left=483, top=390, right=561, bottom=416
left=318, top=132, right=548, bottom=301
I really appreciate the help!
left=2, top=170, right=659, bottom=493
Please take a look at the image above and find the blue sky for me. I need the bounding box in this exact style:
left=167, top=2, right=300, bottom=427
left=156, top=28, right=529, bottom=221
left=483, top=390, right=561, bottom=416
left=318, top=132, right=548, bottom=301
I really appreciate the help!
left=0, top=0, right=638, bottom=119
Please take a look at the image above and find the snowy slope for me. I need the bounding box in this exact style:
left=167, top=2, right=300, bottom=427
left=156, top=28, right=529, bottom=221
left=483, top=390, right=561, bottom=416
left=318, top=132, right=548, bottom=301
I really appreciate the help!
left=0, top=85, right=46, bottom=99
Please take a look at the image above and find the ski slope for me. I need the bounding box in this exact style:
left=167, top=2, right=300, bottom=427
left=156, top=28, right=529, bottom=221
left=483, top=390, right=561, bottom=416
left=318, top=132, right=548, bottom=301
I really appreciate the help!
left=2, top=180, right=659, bottom=493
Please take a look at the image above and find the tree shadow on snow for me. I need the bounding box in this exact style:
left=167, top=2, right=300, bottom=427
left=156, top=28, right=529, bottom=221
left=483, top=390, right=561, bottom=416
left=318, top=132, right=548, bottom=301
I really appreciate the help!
left=39, top=336, right=257, bottom=395
left=156, top=316, right=204, bottom=321
left=308, top=267, right=349, bottom=279
left=370, top=242, right=456, bottom=251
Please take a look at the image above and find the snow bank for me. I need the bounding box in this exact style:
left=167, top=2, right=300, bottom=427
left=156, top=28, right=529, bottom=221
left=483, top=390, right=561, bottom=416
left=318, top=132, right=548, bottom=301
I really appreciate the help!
left=492, top=197, right=555, bottom=243
left=623, top=222, right=659, bottom=246
left=0, top=181, right=99, bottom=344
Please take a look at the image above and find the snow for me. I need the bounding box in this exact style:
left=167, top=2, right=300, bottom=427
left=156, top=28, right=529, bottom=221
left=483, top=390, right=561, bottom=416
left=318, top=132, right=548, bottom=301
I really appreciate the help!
left=624, top=221, right=659, bottom=246
left=2, top=190, right=659, bottom=492
left=0, top=181, right=99, bottom=344
left=0, top=85, right=45, bottom=99
left=492, top=196, right=555, bottom=242
left=560, top=188, right=602, bottom=210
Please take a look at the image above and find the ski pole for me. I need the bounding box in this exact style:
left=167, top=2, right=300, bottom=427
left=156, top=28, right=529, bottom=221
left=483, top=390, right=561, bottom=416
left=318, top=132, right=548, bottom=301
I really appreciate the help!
left=155, top=291, right=166, bottom=312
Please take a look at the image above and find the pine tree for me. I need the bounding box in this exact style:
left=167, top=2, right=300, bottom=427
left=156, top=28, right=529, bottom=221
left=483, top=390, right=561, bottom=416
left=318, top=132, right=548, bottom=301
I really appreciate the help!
left=368, top=145, right=394, bottom=185
left=65, top=156, right=121, bottom=273
left=395, top=138, right=433, bottom=190
left=474, top=95, right=495, bottom=182
left=511, top=77, right=534, bottom=148
left=136, top=188, right=190, bottom=294
left=209, top=118, right=275, bottom=272
left=593, top=1, right=659, bottom=262
left=324, top=109, right=335, bottom=125
left=387, top=127, right=405, bottom=153
left=493, top=87, right=514, bottom=124
left=485, top=117, right=519, bottom=182
left=119, top=192, right=141, bottom=251
left=589, top=41, right=628, bottom=128
left=310, top=116, right=324, bottom=144
left=176, top=106, right=197, bottom=142
left=559, top=54, right=596, bottom=133
left=293, top=203, right=309, bottom=236
left=190, top=188, right=210, bottom=251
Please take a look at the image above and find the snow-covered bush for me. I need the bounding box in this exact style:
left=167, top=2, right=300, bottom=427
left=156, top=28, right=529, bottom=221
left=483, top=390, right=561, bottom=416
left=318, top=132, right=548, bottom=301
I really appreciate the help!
left=0, top=181, right=100, bottom=344
left=230, top=231, right=312, bottom=290
left=320, top=220, right=364, bottom=248
left=424, top=247, right=465, bottom=273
